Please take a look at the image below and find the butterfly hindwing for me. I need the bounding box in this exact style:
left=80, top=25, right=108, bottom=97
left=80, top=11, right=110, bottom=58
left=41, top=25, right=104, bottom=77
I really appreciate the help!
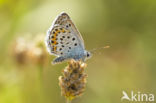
left=46, top=25, right=83, bottom=57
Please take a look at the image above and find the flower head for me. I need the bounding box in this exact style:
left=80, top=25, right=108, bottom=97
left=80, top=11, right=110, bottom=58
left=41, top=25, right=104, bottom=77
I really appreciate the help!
left=59, top=60, right=87, bottom=101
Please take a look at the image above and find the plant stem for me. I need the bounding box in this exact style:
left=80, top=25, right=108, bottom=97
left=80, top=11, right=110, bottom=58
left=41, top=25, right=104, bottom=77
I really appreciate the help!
left=66, top=99, right=71, bottom=103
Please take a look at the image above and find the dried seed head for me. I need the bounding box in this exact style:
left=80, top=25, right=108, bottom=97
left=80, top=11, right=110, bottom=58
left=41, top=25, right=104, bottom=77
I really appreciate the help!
left=11, top=34, right=48, bottom=66
left=11, top=37, right=29, bottom=65
left=59, top=60, right=87, bottom=101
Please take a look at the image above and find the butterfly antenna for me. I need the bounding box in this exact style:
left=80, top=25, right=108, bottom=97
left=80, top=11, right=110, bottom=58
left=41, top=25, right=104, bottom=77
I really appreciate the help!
left=90, top=45, right=110, bottom=54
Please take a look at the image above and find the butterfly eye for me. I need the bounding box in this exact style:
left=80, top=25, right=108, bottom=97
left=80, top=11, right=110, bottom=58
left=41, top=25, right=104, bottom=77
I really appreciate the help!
left=86, top=52, right=91, bottom=58
left=87, top=53, right=90, bottom=57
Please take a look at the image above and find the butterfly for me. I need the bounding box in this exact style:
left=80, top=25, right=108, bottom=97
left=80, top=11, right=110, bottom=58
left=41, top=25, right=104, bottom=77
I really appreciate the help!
left=45, top=12, right=91, bottom=64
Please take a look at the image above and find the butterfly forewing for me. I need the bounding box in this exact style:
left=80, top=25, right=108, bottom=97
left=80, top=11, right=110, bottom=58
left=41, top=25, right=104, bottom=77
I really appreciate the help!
left=53, top=12, right=85, bottom=48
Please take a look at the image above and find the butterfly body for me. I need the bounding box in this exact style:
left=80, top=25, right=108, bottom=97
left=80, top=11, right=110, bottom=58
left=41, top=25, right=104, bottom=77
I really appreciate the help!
left=53, top=49, right=88, bottom=64
left=45, top=12, right=91, bottom=64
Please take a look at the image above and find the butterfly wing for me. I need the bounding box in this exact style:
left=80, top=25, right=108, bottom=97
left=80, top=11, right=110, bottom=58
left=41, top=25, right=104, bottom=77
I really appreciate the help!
left=53, top=12, right=85, bottom=48
left=45, top=12, right=85, bottom=57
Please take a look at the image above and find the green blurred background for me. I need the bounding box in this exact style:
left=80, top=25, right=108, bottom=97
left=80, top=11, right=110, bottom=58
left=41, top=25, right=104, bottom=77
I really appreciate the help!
left=0, top=0, right=156, bottom=103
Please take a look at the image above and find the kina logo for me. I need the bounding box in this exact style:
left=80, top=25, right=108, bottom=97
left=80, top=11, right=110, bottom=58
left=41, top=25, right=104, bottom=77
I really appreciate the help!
left=121, top=91, right=154, bottom=102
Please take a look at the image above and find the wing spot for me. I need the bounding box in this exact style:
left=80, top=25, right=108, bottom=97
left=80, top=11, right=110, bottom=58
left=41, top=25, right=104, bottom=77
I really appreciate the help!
left=69, top=47, right=71, bottom=49
left=62, top=36, right=65, bottom=38
left=52, top=40, right=58, bottom=45
left=69, top=24, right=71, bottom=26
left=51, top=40, right=54, bottom=43
left=67, top=36, right=70, bottom=39
left=74, top=43, right=77, bottom=46
left=55, top=29, right=58, bottom=31
left=62, top=45, right=64, bottom=47
left=52, top=31, right=55, bottom=34
left=66, top=25, right=69, bottom=28
left=59, top=48, right=62, bottom=51
left=72, top=38, right=75, bottom=41
left=60, top=38, right=63, bottom=41
left=61, top=52, right=63, bottom=55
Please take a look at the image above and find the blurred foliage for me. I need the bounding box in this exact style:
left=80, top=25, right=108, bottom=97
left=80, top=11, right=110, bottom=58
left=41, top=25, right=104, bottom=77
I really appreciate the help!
left=0, top=0, right=156, bottom=103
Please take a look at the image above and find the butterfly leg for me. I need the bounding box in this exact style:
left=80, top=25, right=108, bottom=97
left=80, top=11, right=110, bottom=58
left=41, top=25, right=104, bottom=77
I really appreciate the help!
left=52, top=56, right=66, bottom=64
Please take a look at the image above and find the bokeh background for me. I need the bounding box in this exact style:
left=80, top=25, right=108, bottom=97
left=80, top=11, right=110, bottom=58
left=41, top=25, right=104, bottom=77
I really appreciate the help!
left=0, top=0, right=156, bottom=103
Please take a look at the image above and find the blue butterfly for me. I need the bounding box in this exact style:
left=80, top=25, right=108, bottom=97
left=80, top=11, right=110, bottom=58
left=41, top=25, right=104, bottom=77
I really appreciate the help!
left=45, top=12, right=91, bottom=64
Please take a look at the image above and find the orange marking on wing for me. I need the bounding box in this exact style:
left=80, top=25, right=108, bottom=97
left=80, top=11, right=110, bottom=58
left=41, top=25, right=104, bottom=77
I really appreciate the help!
left=54, top=33, right=57, bottom=36
left=57, top=30, right=61, bottom=34
left=54, top=41, right=58, bottom=45
left=52, top=35, right=57, bottom=40
left=50, top=37, right=57, bottom=46
left=53, top=46, right=57, bottom=51
left=62, top=29, right=65, bottom=33
left=51, top=32, right=58, bottom=41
